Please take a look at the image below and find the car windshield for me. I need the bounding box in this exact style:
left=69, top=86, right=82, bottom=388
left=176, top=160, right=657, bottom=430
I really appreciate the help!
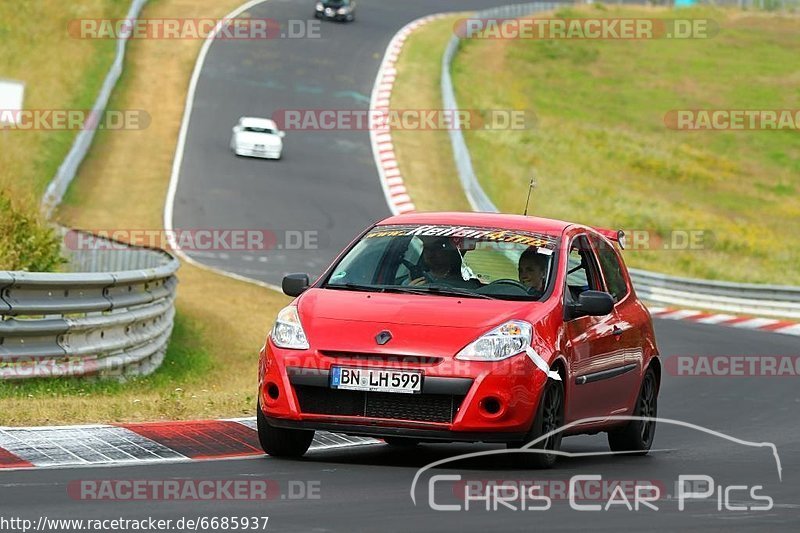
left=324, top=224, right=559, bottom=301
left=242, top=126, right=277, bottom=134
left=324, top=0, right=350, bottom=5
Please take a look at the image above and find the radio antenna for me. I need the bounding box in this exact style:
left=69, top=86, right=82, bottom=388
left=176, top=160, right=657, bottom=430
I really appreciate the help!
left=523, top=173, right=537, bottom=216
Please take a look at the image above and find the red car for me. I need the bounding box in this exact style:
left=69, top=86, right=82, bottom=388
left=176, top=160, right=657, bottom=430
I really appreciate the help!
left=257, top=212, right=660, bottom=467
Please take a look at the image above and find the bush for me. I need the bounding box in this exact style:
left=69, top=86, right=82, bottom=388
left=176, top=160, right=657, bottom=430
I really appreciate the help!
left=0, top=190, right=65, bottom=272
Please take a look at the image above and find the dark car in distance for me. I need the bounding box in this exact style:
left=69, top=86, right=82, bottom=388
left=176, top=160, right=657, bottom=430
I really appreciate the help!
left=315, top=0, right=356, bottom=22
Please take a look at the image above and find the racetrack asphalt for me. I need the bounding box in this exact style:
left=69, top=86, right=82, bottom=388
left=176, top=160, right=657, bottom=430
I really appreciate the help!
left=171, top=0, right=519, bottom=286
left=5, top=1, right=796, bottom=531
left=2, top=320, right=798, bottom=531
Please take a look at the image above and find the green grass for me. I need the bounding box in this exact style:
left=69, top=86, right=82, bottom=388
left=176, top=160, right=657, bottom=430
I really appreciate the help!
left=0, top=0, right=129, bottom=204
left=450, top=5, right=800, bottom=283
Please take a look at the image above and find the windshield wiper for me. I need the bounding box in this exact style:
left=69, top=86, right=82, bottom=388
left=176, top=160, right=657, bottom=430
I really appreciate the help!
left=324, top=283, right=385, bottom=293
left=384, top=286, right=495, bottom=300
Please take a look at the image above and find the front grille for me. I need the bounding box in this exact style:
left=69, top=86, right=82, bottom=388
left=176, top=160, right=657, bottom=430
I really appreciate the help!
left=319, top=351, right=442, bottom=365
left=293, top=385, right=463, bottom=423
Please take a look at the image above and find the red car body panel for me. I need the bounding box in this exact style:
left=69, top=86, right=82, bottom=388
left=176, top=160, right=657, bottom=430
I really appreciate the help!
left=259, top=212, right=660, bottom=441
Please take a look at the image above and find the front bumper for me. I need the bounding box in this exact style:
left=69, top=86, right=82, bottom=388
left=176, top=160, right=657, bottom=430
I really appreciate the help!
left=259, top=340, right=547, bottom=440
left=315, top=9, right=352, bottom=20
left=234, top=146, right=281, bottom=159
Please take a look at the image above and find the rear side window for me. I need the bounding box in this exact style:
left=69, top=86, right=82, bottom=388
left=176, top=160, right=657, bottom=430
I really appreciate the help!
left=592, top=235, right=629, bottom=302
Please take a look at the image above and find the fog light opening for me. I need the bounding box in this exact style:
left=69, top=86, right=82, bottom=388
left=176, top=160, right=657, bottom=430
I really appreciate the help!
left=267, top=382, right=280, bottom=400
left=481, top=396, right=502, bottom=416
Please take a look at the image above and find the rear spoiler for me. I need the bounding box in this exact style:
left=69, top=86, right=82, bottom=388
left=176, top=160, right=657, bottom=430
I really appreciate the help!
left=592, top=228, right=626, bottom=249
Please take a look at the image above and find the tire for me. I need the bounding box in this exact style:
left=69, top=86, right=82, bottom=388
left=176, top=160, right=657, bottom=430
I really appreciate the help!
left=507, top=378, right=564, bottom=469
left=384, top=437, right=420, bottom=448
left=256, top=401, right=314, bottom=458
left=607, top=367, right=657, bottom=455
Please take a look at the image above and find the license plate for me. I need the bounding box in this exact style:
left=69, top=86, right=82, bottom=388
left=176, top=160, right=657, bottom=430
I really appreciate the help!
left=330, top=366, right=423, bottom=394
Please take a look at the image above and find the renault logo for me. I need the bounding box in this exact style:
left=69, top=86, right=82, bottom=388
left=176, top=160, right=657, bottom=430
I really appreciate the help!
left=375, top=330, right=392, bottom=345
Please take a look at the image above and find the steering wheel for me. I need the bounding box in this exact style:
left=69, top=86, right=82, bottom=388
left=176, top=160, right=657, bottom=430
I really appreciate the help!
left=476, top=278, right=530, bottom=296
left=488, top=279, right=528, bottom=290
left=401, top=259, right=425, bottom=281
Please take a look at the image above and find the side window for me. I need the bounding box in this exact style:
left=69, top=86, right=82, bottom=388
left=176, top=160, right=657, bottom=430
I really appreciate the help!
left=565, top=235, right=603, bottom=302
left=592, top=235, right=629, bottom=302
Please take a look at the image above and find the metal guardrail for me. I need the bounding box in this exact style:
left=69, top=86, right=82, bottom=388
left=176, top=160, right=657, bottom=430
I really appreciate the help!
left=441, top=1, right=800, bottom=317
left=40, top=0, right=149, bottom=218
left=629, top=269, right=800, bottom=318
left=0, top=234, right=179, bottom=380
left=2, top=0, right=180, bottom=380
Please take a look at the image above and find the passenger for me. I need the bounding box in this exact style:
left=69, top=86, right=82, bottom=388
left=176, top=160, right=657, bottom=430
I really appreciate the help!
left=518, top=247, right=550, bottom=295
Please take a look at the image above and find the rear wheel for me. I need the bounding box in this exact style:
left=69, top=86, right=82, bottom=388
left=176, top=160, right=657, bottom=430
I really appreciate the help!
left=507, top=378, right=564, bottom=469
left=257, top=401, right=314, bottom=457
left=607, top=368, right=657, bottom=455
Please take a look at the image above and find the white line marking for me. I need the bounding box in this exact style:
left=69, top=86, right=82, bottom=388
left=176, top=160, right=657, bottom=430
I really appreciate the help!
left=730, top=318, right=780, bottom=329
left=658, top=309, right=704, bottom=320
left=773, top=323, right=800, bottom=336
left=694, top=313, right=738, bottom=324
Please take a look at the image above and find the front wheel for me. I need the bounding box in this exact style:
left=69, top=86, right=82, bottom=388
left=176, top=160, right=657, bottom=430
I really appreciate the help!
left=607, top=367, right=658, bottom=455
left=257, top=401, right=314, bottom=457
left=384, top=437, right=420, bottom=448
left=507, top=378, right=564, bottom=469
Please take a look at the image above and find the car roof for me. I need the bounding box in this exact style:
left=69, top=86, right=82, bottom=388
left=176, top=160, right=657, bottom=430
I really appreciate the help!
left=239, top=117, right=278, bottom=130
left=376, top=212, right=578, bottom=236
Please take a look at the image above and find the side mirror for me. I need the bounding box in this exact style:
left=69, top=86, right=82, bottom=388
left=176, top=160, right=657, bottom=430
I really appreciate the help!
left=232, top=125, right=242, bottom=133
left=278, top=130, right=286, bottom=138
left=577, top=290, right=615, bottom=316
left=569, top=290, right=614, bottom=318
left=282, top=273, right=310, bottom=297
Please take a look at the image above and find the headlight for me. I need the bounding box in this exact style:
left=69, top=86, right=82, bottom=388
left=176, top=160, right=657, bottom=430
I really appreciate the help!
left=337, top=7, right=349, bottom=14
left=455, top=320, right=532, bottom=361
left=316, top=2, right=324, bottom=10
left=270, top=305, right=309, bottom=350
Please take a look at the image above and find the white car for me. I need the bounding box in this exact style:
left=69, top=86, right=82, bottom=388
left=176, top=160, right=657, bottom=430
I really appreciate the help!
left=230, top=117, right=285, bottom=159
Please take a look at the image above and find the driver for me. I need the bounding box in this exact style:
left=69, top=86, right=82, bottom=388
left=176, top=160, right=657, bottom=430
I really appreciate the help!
left=409, top=236, right=476, bottom=288
left=518, top=247, right=550, bottom=295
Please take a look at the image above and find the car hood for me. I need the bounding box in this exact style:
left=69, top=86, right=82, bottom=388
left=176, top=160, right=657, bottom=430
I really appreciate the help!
left=297, top=288, right=549, bottom=357
left=235, top=131, right=281, bottom=146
